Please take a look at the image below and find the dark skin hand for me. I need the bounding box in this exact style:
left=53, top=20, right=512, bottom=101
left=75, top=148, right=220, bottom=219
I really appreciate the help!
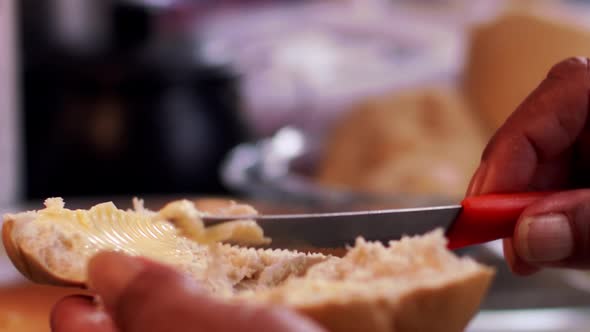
left=52, top=56, right=590, bottom=331
left=467, top=56, right=590, bottom=275
left=51, top=252, right=325, bottom=332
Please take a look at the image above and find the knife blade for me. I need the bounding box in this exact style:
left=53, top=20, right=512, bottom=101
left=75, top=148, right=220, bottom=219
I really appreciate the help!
left=203, top=192, right=553, bottom=250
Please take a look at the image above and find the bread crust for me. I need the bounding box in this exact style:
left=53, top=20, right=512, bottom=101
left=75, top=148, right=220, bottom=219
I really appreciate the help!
left=2, top=219, right=31, bottom=280
left=2, top=217, right=84, bottom=288
left=292, top=269, right=492, bottom=332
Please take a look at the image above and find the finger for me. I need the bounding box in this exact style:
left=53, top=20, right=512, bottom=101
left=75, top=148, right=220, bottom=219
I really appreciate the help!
left=467, top=57, right=590, bottom=196
left=87, top=252, right=148, bottom=311
left=88, top=252, right=325, bottom=332
left=528, top=155, right=573, bottom=191
left=50, top=295, right=117, bottom=332
left=87, top=252, right=198, bottom=332
left=513, top=189, right=590, bottom=269
left=502, top=239, right=540, bottom=276
left=465, top=162, right=488, bottom=196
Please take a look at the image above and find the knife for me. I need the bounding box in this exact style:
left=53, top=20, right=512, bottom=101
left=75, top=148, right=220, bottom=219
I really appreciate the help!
left=203, top=192, right=553, bottom=250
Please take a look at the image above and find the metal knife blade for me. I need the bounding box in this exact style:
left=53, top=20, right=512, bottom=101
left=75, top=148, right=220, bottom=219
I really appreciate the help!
left=203, top=205, right=461, bottom=249
left=202, top=192, right=559, bottom=249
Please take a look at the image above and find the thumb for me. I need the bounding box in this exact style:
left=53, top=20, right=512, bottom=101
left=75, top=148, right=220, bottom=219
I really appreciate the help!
left=88, top=252, right=325, bottom=332
left=513, top=189, right=590, bottom=268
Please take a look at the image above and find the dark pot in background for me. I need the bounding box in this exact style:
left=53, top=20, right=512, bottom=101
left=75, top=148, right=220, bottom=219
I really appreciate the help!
left=19, top=0, right=248, bottom=199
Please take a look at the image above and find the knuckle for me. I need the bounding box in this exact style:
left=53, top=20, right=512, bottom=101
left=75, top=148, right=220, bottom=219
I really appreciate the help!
left=552, top=189, right=590, bottom=208
left=546, top=57, right=590, bottom=80
left=567, top=190, right=590, bottom=219
left=570, top=188, right=590, bottom=200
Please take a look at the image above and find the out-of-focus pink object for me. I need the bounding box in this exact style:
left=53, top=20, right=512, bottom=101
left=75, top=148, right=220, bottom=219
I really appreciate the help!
left=194, top=0, right=499, bottom=138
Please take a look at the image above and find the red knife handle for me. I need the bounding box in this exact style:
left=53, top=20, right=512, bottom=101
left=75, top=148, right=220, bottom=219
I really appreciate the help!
left=446, top=192, right=555, bottom=249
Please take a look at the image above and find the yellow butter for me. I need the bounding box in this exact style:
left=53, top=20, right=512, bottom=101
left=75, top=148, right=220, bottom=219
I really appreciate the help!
left=29, top=197, right=268, bottom=265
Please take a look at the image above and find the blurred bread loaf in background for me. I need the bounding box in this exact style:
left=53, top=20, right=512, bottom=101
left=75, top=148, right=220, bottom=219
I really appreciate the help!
left=317, top=6, right=590, bottom=199
left=464, top=8, right=590, bottom=132
left=316, top=87, right=486, bottom=198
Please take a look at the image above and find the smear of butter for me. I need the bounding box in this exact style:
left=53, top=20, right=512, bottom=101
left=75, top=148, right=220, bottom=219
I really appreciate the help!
left=156, top=199, right=269, bottom=245
left=33, top=197, right=269, bottom=265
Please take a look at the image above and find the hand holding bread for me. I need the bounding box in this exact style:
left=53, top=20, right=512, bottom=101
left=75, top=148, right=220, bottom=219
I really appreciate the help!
left=51, top=252, right=324, bottom=332
left=3, top=198, right=493, bottom=332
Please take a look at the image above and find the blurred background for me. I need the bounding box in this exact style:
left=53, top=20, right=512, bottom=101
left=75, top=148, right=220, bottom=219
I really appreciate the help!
left=5, top=0, right=590, bottom=205
left=5, top=0, right=590, bottom=331
left=2, top=0, right=590, bottom=205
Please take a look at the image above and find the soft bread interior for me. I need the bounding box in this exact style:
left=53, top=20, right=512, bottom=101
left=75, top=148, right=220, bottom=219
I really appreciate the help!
left=2, top=198, right=327, bottom=295
left=244, top=235, right=493, bottom=332
left=2, top=198, right=494, bottom=332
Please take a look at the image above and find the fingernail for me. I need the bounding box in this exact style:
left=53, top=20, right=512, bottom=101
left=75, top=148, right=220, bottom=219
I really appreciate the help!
left=516, top=214, right=573, bottom=262
left=466, top=162, right=488, bottom=196
left=88, top=252, right=145, bottom=309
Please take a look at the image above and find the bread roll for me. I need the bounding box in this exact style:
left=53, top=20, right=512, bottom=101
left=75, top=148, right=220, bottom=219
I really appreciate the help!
left=464, top=10, right=590, bottom=131
left=317, top=87, right=486, bottom=199
left=2, top=198, right=493, bottom=332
